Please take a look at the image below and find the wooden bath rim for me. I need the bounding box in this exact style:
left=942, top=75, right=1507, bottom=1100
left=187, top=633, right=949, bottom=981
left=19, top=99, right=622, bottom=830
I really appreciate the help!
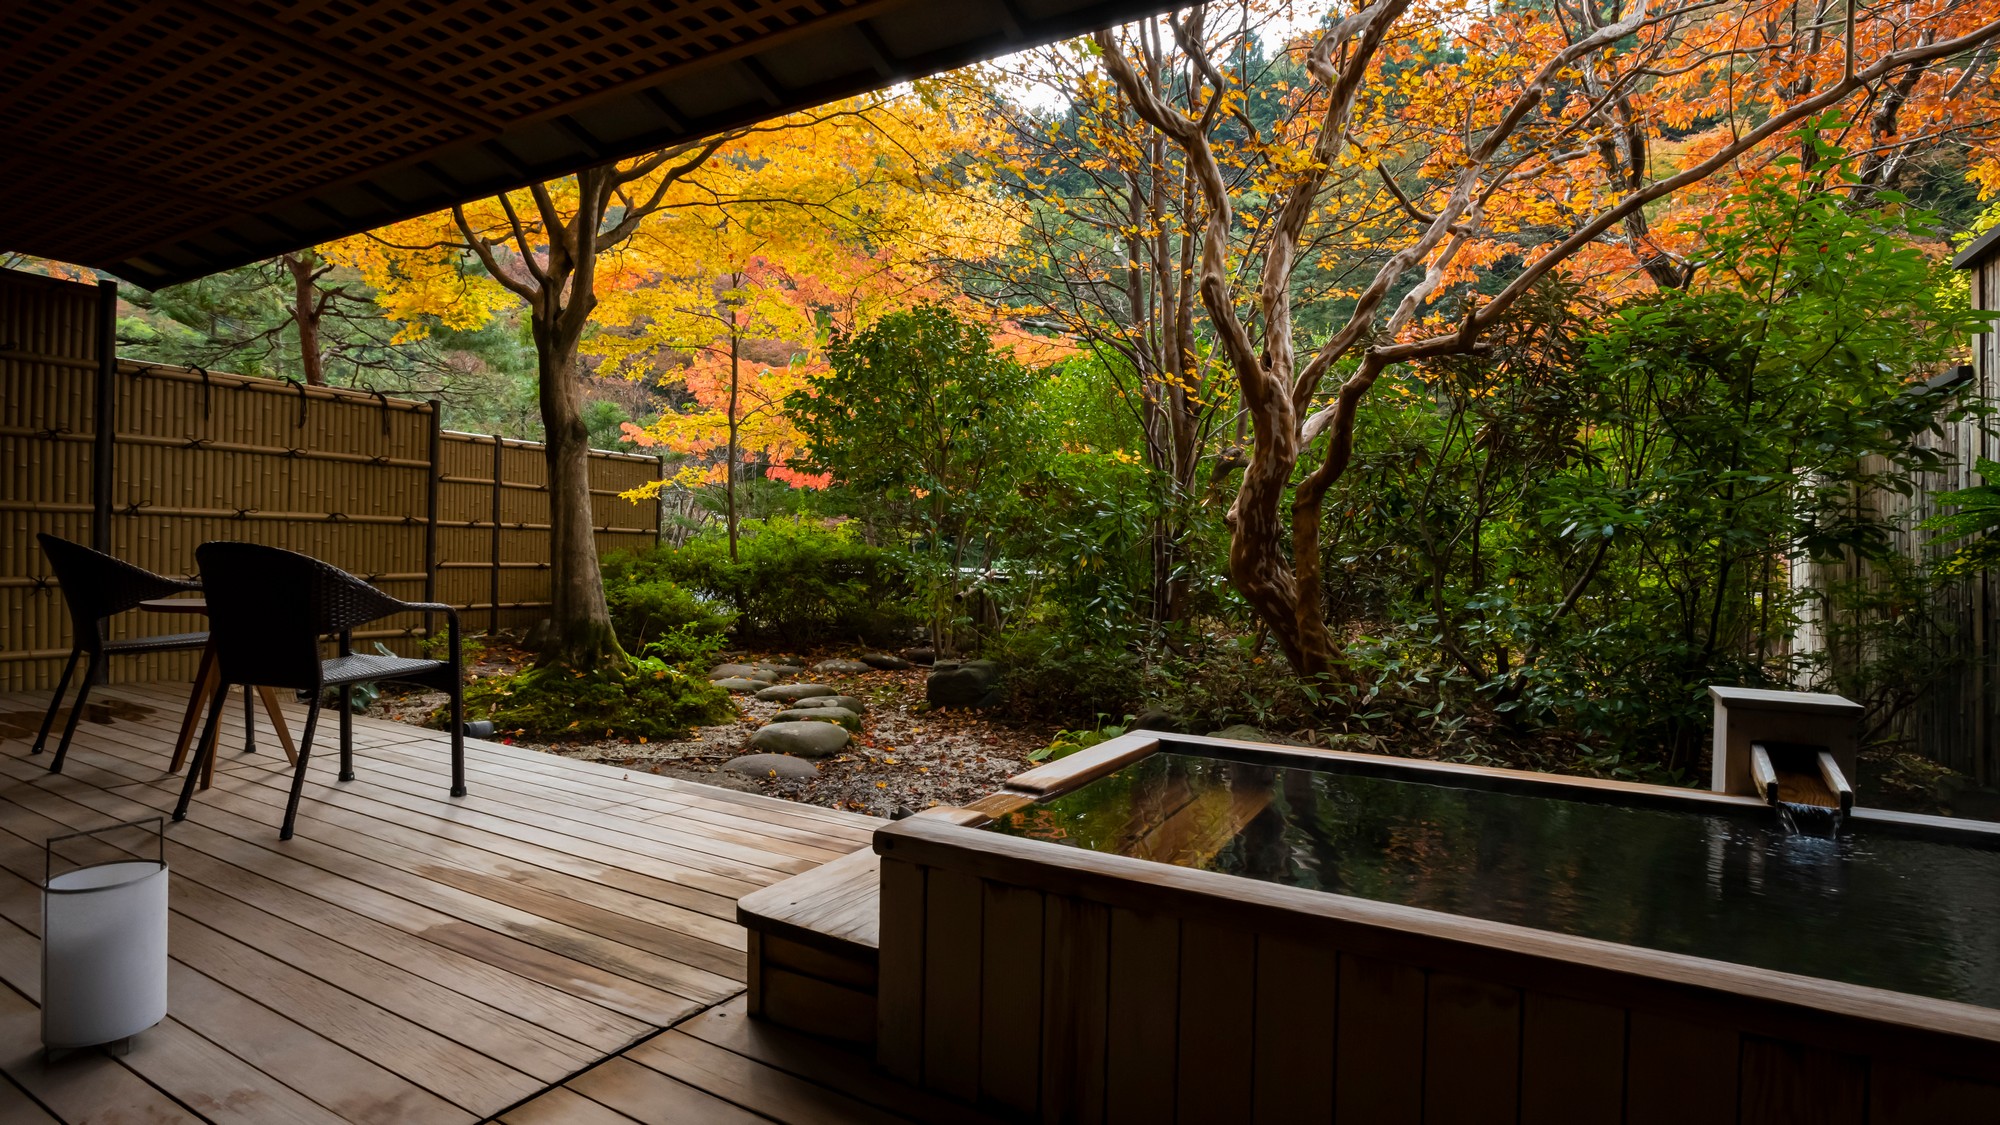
left=870, top=732, right=2000, bottom=1121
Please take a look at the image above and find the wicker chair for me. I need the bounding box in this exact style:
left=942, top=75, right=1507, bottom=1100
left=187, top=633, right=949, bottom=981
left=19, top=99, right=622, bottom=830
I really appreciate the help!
left=174, top=542, right=465, bottom=840
left=32, top=533, right=210, bottom=774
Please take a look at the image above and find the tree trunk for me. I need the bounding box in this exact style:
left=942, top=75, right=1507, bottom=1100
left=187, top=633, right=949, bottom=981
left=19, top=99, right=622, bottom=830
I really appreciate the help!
left=284, top=252, right=325, bottom=386
left=530, top=315, right=622, bottom=669
left=726, top=324, right=741, bottom=561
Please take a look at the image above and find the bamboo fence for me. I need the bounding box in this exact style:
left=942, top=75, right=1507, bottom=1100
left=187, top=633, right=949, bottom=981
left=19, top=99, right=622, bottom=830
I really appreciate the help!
left=0, top=267, right=662, bottom=691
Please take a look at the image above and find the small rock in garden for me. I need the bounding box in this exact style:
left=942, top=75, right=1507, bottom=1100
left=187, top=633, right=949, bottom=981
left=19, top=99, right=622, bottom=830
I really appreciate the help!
left=723, top=753, right=820, bottom=780
left=750, top=720, right=851, bottom=758
left=813, top=657, right=874, bottom=675
left=1207, top=724, right=1304, bottom=746
left=755, top=682, right=836, bottom=702
left=927, top=659, right=999, bottom=709
left=1131, top=707, right=1186, bottom=734
left=712, top=677, right=766, bottom=693
left=901, top=646, right=937, bottom=665
left=710, top=663, right=760, bottom=679
left=794, top=694, right=866, bottom=714
left=1208, top=724, right=1266, bottom=743
left=770, top=706, right=861, bottom=730
left=860, top=652, right=913, bottom=670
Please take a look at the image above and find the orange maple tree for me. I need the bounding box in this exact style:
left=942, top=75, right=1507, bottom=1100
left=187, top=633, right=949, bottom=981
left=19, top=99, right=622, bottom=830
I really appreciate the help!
left=1083, top=0, right=2000, bottom=676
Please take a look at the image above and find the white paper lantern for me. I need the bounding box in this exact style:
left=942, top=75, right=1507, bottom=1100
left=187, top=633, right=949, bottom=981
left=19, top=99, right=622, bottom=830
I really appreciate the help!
left=42, top=826, right=168, bottom=1050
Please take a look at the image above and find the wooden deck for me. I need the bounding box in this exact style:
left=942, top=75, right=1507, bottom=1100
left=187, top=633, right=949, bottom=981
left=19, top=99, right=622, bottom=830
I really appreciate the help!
left=0, top=680, right=959, bottom=1124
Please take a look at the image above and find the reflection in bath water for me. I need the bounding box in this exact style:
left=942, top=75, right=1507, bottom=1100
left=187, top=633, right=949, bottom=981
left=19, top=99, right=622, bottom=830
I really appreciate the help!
left=984, top=751, right=2000, bottom=1008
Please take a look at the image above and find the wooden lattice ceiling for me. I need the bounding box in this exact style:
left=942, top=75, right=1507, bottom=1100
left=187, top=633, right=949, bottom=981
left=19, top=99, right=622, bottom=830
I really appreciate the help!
left=0, top=0, right=1176, bottom=289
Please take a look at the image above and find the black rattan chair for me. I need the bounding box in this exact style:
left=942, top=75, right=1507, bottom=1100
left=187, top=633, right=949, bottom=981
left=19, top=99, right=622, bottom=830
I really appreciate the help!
left=174, top=542, right=465, bottom=840
left=32, top=533, right=208, bottom=774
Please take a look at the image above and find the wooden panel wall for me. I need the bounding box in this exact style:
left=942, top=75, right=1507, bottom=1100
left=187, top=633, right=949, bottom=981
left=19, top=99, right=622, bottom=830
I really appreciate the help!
left=875, top=825, right=2000, bottom=1125
left=0, top=268, right=661, bottom=690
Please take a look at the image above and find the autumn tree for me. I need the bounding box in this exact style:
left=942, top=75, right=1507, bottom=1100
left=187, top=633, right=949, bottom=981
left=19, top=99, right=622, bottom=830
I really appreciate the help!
left=338, top=93, right=990, bottom=668
left=588, top=85, right=1020, bottom=559
left=1090, top=0, right=2000, bottom=678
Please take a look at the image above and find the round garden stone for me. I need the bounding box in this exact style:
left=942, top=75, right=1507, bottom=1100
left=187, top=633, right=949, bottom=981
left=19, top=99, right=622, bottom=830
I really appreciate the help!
left=812, top=658, right=874, bottom=675
left=712, top=677, right=766, bottom=693
left=860, top=652, right=913, bottom=670
left=755, top=682, right=836, bottom=702
left=710, top=663, right=759, bottom=679
left=723, top=753, right=820, bottom=780
left=927, top=660, right=997, bottom=708
left=794, top=694, right=865, bottom=714
left=770, top=706, right=861, bottom=730
left=749, top=721, right=851, bottom=758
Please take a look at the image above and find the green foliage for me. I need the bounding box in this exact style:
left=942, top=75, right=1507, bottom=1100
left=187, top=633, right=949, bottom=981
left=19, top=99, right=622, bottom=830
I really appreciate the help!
left=460, top=654, right=734, bottom=741
left=422, top=629, right=487, bottom=666
left=793, top=304, right=1044, bottom=641
left=1318, top=141, right=1993, bottom=773
left=1028, top=721, right=1129, bottom=763
left=600, top=551, right=739, bottom=650
left=1922, top=458, right=2000, bottom=578
left=984, top=625, right=1144, bottom=724
left=626, top=517, right=917, bottom=646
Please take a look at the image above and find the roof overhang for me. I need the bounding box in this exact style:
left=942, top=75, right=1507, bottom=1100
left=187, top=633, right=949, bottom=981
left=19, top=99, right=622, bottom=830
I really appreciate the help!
left=1954, top=224, right=2000, bottom=270
left=1, top=0, right=1179, bottom=290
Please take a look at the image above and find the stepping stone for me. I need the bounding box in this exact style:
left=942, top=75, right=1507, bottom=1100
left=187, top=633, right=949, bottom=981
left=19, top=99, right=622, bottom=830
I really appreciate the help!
left=794, top=694, right=866, bottom=714
left=860, top=652, right=912, bottom=670
left=812, top=658, right=874, bottom=675
left=712, top=677, right=765, bottom=693
left=770, top=706, right=861, bottom=730
left=750, top=721, right=850, bottom=758
left=723, top=753, right=820, bottom=780
left=755, top=683, right=835, bottom=703
left=711, top=663, right=760, bottom=678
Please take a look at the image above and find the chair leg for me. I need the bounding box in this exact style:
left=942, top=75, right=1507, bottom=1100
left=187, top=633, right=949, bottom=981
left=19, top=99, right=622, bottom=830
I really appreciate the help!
left=280, top=699, right=323, bottom=841
left=448, top=681, right=466, bottom=798
left=173, top=685, right=231, bottom=823
left=242, top=685, right=257, bottom=754
left=30, top=649, right=81, bottom=756
left=337, top=686, right=354, bottom=782
left=48, top=654, right=97, bottom=775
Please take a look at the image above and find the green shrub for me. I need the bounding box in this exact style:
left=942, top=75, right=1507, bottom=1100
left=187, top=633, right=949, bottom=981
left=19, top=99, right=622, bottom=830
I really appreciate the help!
left=601, top=553, right=737, bottom=651
left=459, top=654, right=734, bottom=741
left=985, top=625, right=1143, bottom=725
left=1029, top=722, right=1129, bottom=763
left=640, top=517, right=918, bottom=646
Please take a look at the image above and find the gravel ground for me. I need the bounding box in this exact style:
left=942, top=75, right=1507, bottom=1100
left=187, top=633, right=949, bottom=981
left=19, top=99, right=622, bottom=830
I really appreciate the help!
left=368, top=646, right=1064, bottom=819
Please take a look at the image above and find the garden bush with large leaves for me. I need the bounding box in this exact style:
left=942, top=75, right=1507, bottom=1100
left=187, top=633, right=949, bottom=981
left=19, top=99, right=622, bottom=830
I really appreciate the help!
left=630, top=517, right=918, bottom=647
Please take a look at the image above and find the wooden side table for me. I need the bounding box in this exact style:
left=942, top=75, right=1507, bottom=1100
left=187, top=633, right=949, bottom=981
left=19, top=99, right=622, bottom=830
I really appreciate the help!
left=139, top=597, right=297, bottom=789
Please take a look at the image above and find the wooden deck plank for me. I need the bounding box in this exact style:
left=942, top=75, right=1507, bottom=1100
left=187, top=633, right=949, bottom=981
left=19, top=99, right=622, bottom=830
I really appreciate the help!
left=0, top=775, right=646, bottom=1053
left=0, top=682, right=930, bottom=1125
left=678, top=997, right=1009, bottom=1125
left=143, top=757, right=751, bottom=970
left=498, top=1085, right=646, bottom=1125
left=625, top=1031, right=917, bottom=1125
left=0, top=802, right=600, bottom=1084
left=564, top=1056, right=773, bottom=1125
left=0, top=852, right=490, bottom=1125
left=738, top=847, right=882, bottom=953
left=0, top=1073, right=62, bottom=1125
left=19, top=759, right=739, bottom=1012
left=0, top=762, right=714, bottom=1029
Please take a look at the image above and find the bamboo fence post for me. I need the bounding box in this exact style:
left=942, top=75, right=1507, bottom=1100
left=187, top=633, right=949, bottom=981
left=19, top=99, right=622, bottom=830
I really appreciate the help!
left=424, top=402, right=441, bottom=642
left=90, top=280, right=116, bottom=551
left=490, top=435, right=503, bottom=635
